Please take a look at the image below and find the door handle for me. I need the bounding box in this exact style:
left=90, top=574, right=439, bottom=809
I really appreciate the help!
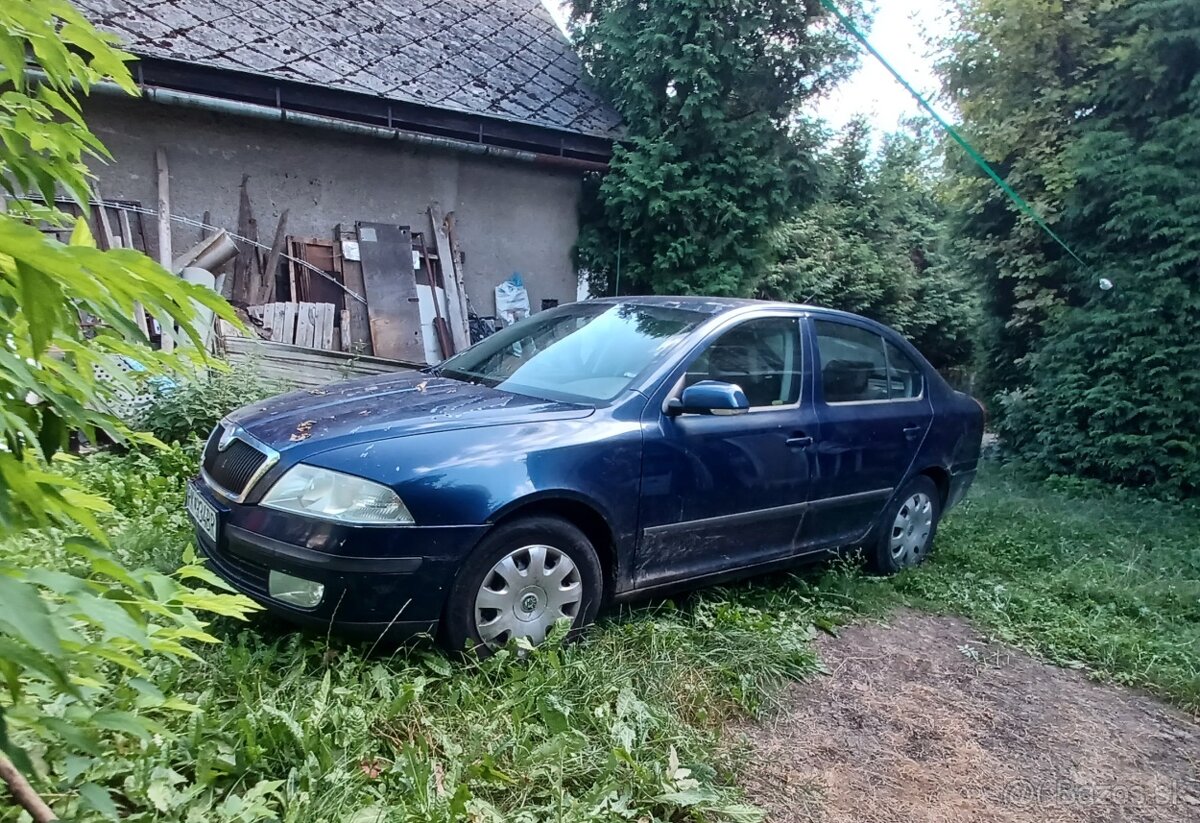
left=787, top=434, right=814, bottom=448
left=903, top=425, right=923, bottom=441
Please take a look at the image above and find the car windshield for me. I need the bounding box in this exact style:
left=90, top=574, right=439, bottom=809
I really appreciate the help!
left=435, top=302, right=706, bottom=403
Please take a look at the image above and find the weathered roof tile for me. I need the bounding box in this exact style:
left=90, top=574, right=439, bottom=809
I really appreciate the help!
left=78, top=0, right=621, bottom=138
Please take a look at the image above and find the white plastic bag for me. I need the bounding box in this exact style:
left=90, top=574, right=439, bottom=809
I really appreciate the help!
left=494, top=275, right=530, bottom=327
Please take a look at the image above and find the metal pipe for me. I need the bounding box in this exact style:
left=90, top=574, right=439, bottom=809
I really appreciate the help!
left=85, top=81, right=610, bottom=172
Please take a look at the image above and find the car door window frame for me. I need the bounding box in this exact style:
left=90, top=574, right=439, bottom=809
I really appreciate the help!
left=812, top=318, right=926, bottom=406
left=664, top=313, right=808, bottom=413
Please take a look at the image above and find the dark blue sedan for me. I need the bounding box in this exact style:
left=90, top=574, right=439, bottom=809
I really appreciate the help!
left=188, top=297, right=983, bottom=650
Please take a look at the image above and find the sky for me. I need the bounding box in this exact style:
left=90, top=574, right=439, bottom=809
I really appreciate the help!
left=541, top=0, right=951, bottom=133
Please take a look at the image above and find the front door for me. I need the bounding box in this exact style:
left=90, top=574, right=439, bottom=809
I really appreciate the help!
left=635, top=315, right=819, bottom=587
left=801, top=318, right=934, bottom=548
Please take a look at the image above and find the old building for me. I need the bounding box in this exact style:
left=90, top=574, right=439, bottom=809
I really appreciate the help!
left=75, top=0, right=619, bottom=324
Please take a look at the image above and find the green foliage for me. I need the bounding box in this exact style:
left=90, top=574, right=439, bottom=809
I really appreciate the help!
left=63, top=442, right=201, bottom=537
left=0, top=0, right=234, bottom=534
left=570, top=0, right=862, bottom=297
left=136, top=368, right=286, bottom=444
left=763, top=120, right=979, bottom=370
left=945, top=0, right=1200, bottom=492
left=937, top=0, right=1108, bottom=395
left=0, top=0, right=254, bottom=809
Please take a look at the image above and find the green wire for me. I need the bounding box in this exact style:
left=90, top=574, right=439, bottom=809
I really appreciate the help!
left=818, top=0, right=1090, bottom=270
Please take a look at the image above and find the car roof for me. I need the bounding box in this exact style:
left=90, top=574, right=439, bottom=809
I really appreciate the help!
left=586, top=295, right=876, bottom=325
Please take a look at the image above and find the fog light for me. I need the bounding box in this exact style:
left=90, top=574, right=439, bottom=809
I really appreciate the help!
left=268, top=571, right=324, bottom=608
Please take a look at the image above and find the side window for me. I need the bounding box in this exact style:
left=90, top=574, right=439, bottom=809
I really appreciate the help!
left=814, top=320, right=889, bottom=403
left=683, top=317, right=803, bottom=408
left=885, top=340, right=924, bottom=399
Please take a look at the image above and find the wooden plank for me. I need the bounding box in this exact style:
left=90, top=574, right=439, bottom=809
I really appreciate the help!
left=356, top=222, right=425, bottom=362
left=296, top=240, right=343, bottom=309
left=272, top=303, right=288, bottom=343
left=257, top=303, right=274, bottom=340
left=232, top=175, right=259, bottom=305
left=429, top=204, right=469, bottom=351
left=335, top=223, right=373, bottom=356
left=91, top=186, right=117, bottom=251
left=110, top=204, right=151, bottom=338
left=286, top=239, right=300, bottom=302
left=155, top=147, right=174, bottom=352
left=309, top=302, right=323, bottom=349
left=282, top=302, right=298, bottom=345
left=319, top=303, right=335, bottom=350
left=260, top=209, right=289, bottom=305
left=339, top=308, right=352, bottom=351
left=295, top=302, right=316, bottom=348
left=222, top=336, right=419, bottom=389
left=416, top=233, right=453, bottom=359
left=444, top=211, right=473, bottom=340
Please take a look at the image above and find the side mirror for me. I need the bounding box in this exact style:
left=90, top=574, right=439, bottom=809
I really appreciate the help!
left=667, top=380, right=750, bottom=416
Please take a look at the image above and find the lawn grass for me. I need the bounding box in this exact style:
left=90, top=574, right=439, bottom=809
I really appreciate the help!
left=3, top=454, right=1197, bottom=821
left=889, top=466, right=1200, bottom=711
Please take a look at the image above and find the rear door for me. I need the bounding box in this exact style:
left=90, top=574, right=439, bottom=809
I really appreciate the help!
left=800, top=317, right=934, bottom=549
left=635, top=314, right=819, bottom=587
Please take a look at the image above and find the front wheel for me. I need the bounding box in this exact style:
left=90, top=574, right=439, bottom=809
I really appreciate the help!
left=440, top=516, right=603, bottom=654
left=865, top=475, right=941, bottom=574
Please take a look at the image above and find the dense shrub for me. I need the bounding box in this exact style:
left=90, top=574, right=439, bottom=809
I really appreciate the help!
left=763, top=121, right=979, bottom=370
left=135, top=368, right=286, bottom=443
left=942, top=0, right=1200, bottom=492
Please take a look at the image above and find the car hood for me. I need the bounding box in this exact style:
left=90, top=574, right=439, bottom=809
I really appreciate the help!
left=225, top=370, right=594, bottom=454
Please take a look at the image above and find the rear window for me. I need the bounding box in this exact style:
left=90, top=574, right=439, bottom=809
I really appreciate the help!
left=814, top=320, right=890, bottom=403
left=885, top=340, right=924, bottom=399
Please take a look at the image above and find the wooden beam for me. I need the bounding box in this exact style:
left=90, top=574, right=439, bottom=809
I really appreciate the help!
left=232, top=175, right=259, bottom=305
left=118, top=208, right=150, bottom=337
left=260, top=209, right=289, bottom=305
left=91, top=185, right=117, bottom=251
left=155, top=147, right=175, bottom=352
left=335, top=223, right=373, bottom=355
left=429, top=203, right=469, bottom=351
left=445, top=211, right=472, bottom=342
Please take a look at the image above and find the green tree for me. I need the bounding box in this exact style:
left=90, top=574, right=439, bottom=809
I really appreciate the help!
left=763, top=120, right=978, bottom=370
left=0, top=1, right=254, bottom=816
left=570, top=0, right=862, bottom=297
left=998, top=0, right=1200, bottom=494
left=937, top=0, right=1108, bottom=394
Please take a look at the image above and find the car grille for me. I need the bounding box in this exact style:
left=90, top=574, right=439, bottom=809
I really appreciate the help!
left=198, top=538, right=269, bottom=597
left=202, top=424, right=269, bottom=498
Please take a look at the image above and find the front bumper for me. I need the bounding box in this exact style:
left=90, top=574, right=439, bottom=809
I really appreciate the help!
left=188, top=478, right=487, bottom=639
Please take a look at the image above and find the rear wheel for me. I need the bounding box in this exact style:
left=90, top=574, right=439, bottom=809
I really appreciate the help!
left=866, top=475, right=941, bottom=574
left=441, top=516, right=603, bottom=654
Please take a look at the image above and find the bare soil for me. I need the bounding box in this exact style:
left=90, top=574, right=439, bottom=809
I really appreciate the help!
left=735, top=609, right=1200, bottom=823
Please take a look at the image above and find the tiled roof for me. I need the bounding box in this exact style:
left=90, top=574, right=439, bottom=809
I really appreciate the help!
left=76, top=0, right=622, bottom=139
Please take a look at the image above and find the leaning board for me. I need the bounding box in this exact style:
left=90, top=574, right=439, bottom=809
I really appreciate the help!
left=356, top=222, right=426, bottom=363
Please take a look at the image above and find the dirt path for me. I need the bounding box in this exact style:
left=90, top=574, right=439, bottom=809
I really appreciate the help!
left=735, top=609, right=1200, bottom=823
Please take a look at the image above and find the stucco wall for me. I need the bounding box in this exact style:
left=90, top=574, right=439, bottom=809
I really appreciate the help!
left=83, top=96, right=585, bottom=315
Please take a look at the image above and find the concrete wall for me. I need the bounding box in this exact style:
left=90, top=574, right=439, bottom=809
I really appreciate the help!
left=84, top=96, right=584, bottom=315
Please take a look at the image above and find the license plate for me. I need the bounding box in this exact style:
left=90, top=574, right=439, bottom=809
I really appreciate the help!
left=186, top=483, right=219, bottom=544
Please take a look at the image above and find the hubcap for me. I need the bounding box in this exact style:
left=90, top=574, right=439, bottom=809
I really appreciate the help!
left=890, top=492, right=934, bottom=566
left=474, top=545, right=583, bottom=648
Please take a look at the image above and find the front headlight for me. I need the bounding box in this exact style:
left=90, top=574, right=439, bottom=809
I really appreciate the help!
left=259, top=465, right=414, bottom=525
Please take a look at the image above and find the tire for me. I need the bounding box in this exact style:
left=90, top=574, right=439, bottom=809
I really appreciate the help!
left=440, top=516, right=603, bottom=655
left=865, top=475, right=941, bottom=574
